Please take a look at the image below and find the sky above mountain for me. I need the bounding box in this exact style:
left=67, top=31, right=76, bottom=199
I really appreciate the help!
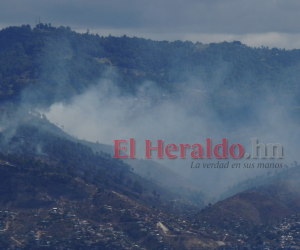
left=1, top=1, right=300, bottom=48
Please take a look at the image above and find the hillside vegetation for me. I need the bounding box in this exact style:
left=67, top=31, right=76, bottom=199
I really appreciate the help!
left=1, top=24, right=300, bottom=120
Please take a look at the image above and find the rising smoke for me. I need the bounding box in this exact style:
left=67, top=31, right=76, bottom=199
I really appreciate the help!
left=41, top=66, right=299, bottom=198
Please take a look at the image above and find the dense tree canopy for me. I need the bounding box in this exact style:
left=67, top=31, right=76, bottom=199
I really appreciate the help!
left=1, top=24, right=300, bottom=111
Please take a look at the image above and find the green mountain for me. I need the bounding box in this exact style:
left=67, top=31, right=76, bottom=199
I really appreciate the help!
left=195, top=166, right=300, bottom=248
left=0, top=112, right=216, bottom=249
left=2, top=23, right=300, bottom=249
left=1, top=24, right=300, bottom=121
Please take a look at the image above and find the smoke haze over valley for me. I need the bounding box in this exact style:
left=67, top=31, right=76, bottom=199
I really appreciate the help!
left=42, top=64, right=298, bottom=197
left=2, top=4, right=300, bottom=245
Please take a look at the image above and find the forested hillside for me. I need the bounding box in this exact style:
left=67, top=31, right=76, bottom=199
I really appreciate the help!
left=1, top=24, right=300, bottom=249
left=1, top=24, right=300, bottom=117
left=0, top=112, right=212, bottom=249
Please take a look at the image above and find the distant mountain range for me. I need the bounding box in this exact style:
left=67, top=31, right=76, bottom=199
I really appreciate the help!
left=1, top=24, right=300, bottom=249
left=1, top=24, right=300, bottom=122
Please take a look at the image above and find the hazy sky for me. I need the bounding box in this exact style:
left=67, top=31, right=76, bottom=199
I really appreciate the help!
left=1, top=0, right=300, bottom=48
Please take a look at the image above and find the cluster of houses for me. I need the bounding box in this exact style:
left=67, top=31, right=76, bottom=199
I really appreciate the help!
left=6, top=197, right=300, bottom=249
